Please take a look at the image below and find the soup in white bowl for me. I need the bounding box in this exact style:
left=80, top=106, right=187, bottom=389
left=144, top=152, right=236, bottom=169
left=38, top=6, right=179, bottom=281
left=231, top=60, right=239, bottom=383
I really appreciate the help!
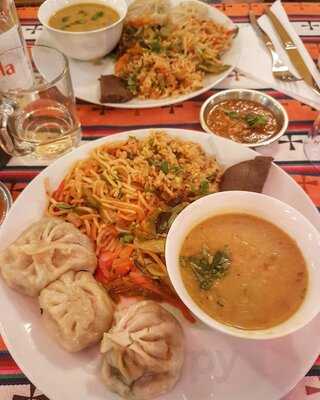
left=180, top=212, right=308, bottom=331
left=38, top=0, right=127, bottom=60
left=166, top=191, right=320, bottom=340
left=48, top=3, right=119, bottom=32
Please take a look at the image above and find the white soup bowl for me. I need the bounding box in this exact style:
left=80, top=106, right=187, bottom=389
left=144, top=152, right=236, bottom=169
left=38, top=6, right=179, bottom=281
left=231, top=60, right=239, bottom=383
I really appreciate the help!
left=165, top=191, right=320, bottom=340
left=38, top=0, right=127, bottom=61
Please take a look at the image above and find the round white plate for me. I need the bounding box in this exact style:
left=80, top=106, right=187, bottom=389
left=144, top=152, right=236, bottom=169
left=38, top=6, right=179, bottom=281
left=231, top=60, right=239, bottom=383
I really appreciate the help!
left=35, top=0, right=241, bottom=108
left=0, top=129, right=320, bottom=400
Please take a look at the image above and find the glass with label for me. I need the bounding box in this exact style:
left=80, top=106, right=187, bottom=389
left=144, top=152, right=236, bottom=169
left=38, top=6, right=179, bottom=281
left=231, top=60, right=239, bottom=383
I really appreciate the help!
left=0, top=45, right=81, bottom=160
left=0, top=0, right=33, bottom=91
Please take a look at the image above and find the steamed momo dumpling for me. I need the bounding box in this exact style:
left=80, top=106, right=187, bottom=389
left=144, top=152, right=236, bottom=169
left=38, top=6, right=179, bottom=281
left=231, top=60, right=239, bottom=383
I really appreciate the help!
left=100, top=300, right=184, bottom=400
left=0, top=217, right=97, bottom=297
left=39, top=270, right=114, bottom=352
left=127, top=0, right=170, bottom=24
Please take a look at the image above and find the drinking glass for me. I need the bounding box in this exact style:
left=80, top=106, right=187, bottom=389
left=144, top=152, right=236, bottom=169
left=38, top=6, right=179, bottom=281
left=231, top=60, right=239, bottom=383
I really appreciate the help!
left=0, top=45, right=81, bottom=159
left=304, top=114, right=320, bottom=171
left=0, top=0, right=33, bottom=91
left=0, top=0, right=25, bottom=47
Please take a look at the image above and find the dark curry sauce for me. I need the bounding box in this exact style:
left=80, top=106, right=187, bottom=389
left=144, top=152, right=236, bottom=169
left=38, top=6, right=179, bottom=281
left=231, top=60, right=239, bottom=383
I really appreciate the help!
left=207, top=99, right=280, bottom=144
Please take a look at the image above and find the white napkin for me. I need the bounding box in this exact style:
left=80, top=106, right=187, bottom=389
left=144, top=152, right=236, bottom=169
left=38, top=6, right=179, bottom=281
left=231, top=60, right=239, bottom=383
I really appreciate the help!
left=237, top=0, right=320, bottom=110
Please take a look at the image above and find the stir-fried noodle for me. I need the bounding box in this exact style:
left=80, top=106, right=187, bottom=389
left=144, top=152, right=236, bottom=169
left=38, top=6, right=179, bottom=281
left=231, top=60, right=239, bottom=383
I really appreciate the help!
left=47, top=131, right=221, bottom=320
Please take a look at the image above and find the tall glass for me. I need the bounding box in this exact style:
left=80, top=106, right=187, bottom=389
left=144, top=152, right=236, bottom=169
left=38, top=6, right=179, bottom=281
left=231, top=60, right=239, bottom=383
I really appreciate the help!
left=0, top=45, right=81, bottom=159
left=0, top=0, right=33, bottom=91
left=304, top=114, right=320, bottom=171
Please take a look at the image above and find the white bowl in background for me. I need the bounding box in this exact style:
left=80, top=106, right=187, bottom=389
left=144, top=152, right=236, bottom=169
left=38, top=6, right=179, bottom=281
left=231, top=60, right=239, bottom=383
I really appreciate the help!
left=38, top=0, right=127, bottom=61
left=166, top=191, right=320, bottom=340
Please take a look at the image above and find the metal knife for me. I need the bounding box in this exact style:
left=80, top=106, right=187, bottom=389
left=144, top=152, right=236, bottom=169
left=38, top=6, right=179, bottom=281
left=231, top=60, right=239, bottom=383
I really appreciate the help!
left=265, top=7, right=319, bottom=93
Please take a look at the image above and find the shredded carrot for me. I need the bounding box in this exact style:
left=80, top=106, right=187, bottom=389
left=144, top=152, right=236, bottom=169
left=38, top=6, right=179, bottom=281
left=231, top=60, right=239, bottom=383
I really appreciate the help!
left=112, top=259, right=133, bottom=276
left=100, top=268, right=196, bottom=323
left=118, top=245, right=134, bottom=259
left=52, top=180, right=65, bottom=201
left=115, top=54, right=130, bottom=74
left=95, top=268, right=108, bottom=284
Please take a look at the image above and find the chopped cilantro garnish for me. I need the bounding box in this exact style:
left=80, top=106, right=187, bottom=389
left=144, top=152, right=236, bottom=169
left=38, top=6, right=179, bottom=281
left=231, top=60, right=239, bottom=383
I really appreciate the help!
left=127, top=75, right=138, bottom=94
left=55, top=202, right=75, bottom=210
left=150, top=39, right=161, bottom=53
left=224, top=110, right=239, bottom=119
left=160, top=160, right=169, bottom=174
left=181, top=247, right=231, bottom=290
left=171, top=165, right=183, bottom=174
left=119, top=233, right=134, bottom=244
left=199, top=179, right=209, bottom=194
left=244, top=113, right=268, bottom=127
left=224, top=108, right=268, bottom=128
left=91, top=11, right=104, bottom=20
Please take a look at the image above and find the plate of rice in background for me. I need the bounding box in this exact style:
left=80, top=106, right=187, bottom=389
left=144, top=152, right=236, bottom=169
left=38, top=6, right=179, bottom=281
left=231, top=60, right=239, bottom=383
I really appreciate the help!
left=36, top=0, right=241, bottom=108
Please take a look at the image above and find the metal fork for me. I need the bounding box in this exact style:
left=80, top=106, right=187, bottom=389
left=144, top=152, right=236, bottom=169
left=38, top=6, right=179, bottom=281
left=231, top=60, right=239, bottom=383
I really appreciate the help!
left=249, top=12, right=301, bottom=83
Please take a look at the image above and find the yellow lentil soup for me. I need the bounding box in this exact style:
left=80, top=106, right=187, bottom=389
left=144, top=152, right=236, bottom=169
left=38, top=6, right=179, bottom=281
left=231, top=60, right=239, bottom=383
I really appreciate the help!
left=49, top=3, right=119, bottom=32
left=180, top=213, right=308, bottom=330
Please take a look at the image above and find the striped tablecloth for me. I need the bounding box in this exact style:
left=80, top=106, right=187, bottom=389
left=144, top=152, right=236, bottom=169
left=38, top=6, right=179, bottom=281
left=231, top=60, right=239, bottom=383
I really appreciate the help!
left=1, top=2, right=320, bottom=399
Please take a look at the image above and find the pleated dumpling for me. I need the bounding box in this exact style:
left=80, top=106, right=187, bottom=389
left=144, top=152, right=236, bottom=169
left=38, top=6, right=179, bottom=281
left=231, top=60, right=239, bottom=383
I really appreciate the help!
left=39, top=270, right=114, bottom=352
left=100, top=300, right=184, bottom=400
left=0, top=217, right=97, bottom=296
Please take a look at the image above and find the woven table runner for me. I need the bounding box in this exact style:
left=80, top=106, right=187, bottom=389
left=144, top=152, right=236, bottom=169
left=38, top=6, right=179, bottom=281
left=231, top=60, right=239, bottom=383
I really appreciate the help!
left=0, top=2, right=320, bottom=399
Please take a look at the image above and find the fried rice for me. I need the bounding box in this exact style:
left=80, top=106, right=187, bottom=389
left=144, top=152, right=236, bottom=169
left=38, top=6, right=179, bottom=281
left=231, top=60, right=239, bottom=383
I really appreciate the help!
left=115, top=0, right=235, bottom=99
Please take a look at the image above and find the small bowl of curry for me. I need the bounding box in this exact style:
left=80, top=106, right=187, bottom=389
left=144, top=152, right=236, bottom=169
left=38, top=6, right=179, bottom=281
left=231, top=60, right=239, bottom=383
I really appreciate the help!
left=200, top=89, right=288, bottom=147
left=165, top=191, right=320, bottom=340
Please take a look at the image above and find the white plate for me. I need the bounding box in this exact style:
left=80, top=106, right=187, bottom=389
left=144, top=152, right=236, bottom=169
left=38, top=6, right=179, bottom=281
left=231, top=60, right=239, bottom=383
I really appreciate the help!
left=0, top=129, right=320, bottom=400
left=35, top=0, right=241, bottom=108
